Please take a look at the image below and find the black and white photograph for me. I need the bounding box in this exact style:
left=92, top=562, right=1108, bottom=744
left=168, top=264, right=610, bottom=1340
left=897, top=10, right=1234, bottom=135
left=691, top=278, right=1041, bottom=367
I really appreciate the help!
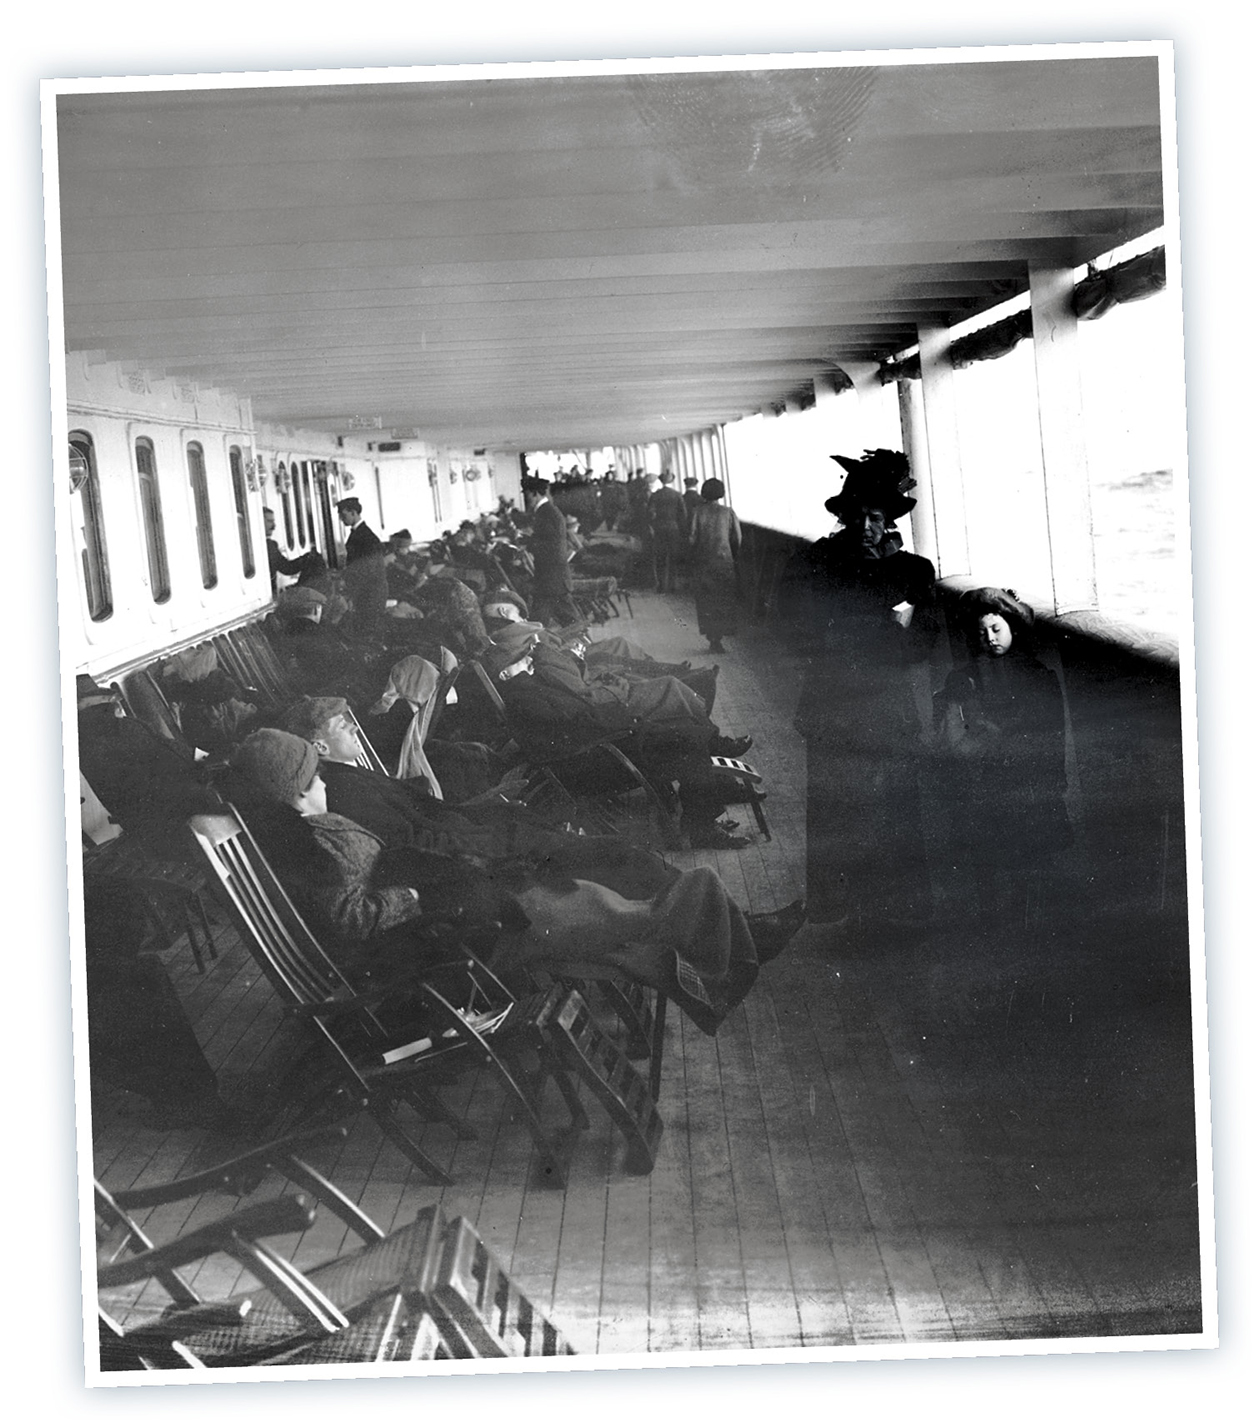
left=14, top=7, right=1253, bottom=1417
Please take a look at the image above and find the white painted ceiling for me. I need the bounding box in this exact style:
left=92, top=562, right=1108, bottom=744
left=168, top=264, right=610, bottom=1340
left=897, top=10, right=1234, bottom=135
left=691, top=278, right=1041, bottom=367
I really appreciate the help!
left=53, top=55, right=1163, bottom=451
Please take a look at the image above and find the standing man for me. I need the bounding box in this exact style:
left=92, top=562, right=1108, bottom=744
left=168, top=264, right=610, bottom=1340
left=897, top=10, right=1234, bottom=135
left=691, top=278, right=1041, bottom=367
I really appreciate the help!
left=522, top=474, right=579, bottom=628
left=336, top=496, right=389, bottom=634
left=264, top=507, right=308, bottom=594
left=647, top=471, right=687, bottom=594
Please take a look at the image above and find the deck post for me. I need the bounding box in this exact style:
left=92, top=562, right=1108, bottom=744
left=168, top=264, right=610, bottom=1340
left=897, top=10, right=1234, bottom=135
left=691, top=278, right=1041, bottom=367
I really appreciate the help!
left=898, top=377, right=937, bottom=568
left=915, top=321, right=971, bottom=579
left=1028, top=264, right=1098, bottom=614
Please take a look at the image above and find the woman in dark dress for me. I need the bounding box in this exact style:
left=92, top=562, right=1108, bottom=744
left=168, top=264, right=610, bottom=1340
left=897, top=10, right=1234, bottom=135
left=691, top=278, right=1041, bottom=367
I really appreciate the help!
left=936, top=586, right=1071, bottom=878
left=689, top=478, right=742, bottom=653
left=778, top=450, right=938, bottom=933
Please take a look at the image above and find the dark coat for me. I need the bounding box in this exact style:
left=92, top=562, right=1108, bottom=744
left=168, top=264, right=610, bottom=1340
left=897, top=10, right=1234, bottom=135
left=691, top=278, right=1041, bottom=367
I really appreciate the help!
left=527, top=500, right=573, bottom=597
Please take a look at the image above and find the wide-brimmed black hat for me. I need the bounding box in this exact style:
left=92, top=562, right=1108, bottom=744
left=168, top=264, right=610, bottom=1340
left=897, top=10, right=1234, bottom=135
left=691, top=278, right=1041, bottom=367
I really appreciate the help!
left=520, top=474, right=551, bottom=495
left=824, top=449, right=917, bottom=521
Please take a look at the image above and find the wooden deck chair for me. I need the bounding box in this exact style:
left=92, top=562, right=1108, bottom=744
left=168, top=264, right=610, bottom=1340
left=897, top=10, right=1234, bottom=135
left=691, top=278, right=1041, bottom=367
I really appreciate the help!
left=347, top=707, right=390, bottom=776
left=235, top=622, right=302, bottom=707
left=708, top=754, right=772, bottom=840
left=187, top=807, right=590, bottom=1188
left=97, top=1125, right=578, bottom=1368
left=115, top=669, right=189, bottom=751
left=466, top=657, right=678, bottom=843
left=95, top=1123, right=442, bottom=1368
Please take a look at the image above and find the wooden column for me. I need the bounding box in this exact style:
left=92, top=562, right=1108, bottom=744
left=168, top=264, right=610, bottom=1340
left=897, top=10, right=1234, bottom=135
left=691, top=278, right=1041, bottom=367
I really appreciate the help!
left=898, top=377, right=937, bottom=568
left=916, top=321, right=971, bottom=580
left=1029, top=264, right=1097, bottom=614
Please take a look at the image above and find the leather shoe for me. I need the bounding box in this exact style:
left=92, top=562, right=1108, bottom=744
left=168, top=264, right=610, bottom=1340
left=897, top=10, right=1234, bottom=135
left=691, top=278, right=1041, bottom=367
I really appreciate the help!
left=746, top=899, right=807, bottom=963
left=711, top=733, right=754, bottom=759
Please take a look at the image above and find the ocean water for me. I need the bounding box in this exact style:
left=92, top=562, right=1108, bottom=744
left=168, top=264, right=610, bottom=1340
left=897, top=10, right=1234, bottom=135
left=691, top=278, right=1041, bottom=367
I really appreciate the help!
left=1090, top=465, right=1182, bottom=636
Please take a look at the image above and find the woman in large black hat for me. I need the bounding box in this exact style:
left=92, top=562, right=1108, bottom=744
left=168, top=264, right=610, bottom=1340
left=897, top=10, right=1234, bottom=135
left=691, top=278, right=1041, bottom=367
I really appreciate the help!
left=778, top=449, right=939, bottom=935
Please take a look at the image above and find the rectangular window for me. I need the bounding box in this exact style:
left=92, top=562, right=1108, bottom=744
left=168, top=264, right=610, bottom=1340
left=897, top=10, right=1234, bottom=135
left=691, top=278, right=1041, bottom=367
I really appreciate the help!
left=69, top=432, right=112, bottom=621
left=277, top=465, right=295, bottom=546
left=297, top=462, right=317, bottom=554
left=229, top=446, right=256, bottom=578
left=186, top=441, right=218, bottom=589
left=288, top=461, right=307, bottom=546
left=134, top=437, right=171, bottom=603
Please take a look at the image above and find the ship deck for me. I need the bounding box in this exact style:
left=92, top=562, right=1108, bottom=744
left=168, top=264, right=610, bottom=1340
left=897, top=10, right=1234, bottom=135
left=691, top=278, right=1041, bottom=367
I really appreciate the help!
left=91, top=589, right=1202, bottom=1357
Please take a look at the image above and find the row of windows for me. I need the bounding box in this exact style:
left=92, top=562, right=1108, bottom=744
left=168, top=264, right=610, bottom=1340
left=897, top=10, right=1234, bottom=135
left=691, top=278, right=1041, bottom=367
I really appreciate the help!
left=70, top=432, right=258, bottom=623
left=273, top=460, right=340, bottom=564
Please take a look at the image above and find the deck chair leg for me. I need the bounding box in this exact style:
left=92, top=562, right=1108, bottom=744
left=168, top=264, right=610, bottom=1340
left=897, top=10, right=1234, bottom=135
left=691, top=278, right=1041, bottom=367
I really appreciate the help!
left=399, top=1082, right=479, bottom=1141
left=480, top=1040, right=576, bottom=1189
left=368, top=1095, right=455, bottom=1186
left=649, top=989, right=668, bottom=1103
left=542, top=989, right=663, bottom=1175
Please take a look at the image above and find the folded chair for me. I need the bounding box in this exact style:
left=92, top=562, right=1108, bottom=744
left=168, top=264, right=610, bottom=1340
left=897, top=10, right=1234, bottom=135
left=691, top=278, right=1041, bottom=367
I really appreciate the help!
left=187, top=807, right=652, bottom=1188
left=96, top=1125, right=578, bottom=1369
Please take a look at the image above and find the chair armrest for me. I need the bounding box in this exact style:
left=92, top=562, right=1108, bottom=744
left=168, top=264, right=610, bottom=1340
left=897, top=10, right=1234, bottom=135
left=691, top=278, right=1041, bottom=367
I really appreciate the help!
left=107, top=1125, right=350, bottom=1209
left=97, top=1195, right=318, bottom=1289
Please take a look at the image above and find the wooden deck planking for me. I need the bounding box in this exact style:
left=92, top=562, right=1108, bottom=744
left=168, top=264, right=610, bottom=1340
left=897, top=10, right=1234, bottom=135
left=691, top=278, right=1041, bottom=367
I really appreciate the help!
left=88, top=588, right=1202, bottom=1359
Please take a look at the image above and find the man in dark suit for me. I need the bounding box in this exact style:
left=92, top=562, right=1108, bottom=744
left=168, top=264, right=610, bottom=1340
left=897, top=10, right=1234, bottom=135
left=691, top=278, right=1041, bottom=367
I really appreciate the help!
left=336, top=496, right=389, bottom=634
left=522, top=475, right=579, bottom=628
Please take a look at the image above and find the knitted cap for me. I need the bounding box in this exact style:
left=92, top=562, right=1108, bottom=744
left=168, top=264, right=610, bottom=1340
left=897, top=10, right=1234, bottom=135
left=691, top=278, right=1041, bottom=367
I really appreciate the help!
left=279, top=695, right=349, bottom=742
left=231, top=728, right=320, bottom=806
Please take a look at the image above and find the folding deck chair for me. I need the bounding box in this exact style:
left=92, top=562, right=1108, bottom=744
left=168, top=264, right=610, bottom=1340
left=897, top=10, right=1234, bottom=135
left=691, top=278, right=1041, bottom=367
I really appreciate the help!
left=188, top=807, right=661, bottom=1186
left=465, top=656, right=679, bottom=844
left=96, top=1125, right=579, bottom=1368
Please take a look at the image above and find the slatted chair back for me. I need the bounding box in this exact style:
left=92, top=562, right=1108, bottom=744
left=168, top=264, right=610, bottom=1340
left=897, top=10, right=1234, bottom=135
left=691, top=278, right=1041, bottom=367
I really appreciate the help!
left=347, top=709, right=390, bottom=777
left=425, top=646, right=461, bottom=741
left=116, top=668, right=188, bottom=749
left=236, top=622, right=301, bottom=706
left=187, top=807, right=588, bottom=1188
left=188, top=808, right=357, bottom=1013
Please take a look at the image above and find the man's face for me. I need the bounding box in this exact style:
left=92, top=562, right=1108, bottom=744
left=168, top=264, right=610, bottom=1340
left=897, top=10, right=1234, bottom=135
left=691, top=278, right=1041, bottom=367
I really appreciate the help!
left=314, top=710, right=364, bottom=764
left=338, top=507, right=358, bottom=528
left=264, top=511, right=276, bottom=537
left=858, top=507, right=888, bottom=555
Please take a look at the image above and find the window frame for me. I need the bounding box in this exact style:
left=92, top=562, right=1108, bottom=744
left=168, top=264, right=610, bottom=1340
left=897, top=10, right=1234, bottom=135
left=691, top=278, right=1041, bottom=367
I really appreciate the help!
left=229, top=445, right=257, bottom=579
left=133, top=435, right=171, bottom=604
left=186, top=440, right=218, bottom=590
left=69, top=430, right=113, bottom=622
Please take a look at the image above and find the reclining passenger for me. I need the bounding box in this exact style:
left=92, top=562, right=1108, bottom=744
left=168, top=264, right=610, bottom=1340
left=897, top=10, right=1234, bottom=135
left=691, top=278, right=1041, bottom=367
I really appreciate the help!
left=483, top=643, right=757, bottom=850
left=480, top=586, right=718, bottom=713
left=275, top=693, right=679, bottom=897
left=363, top=654, right=516, bottom=804
left=227, top=727, right=805, bottom=1031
